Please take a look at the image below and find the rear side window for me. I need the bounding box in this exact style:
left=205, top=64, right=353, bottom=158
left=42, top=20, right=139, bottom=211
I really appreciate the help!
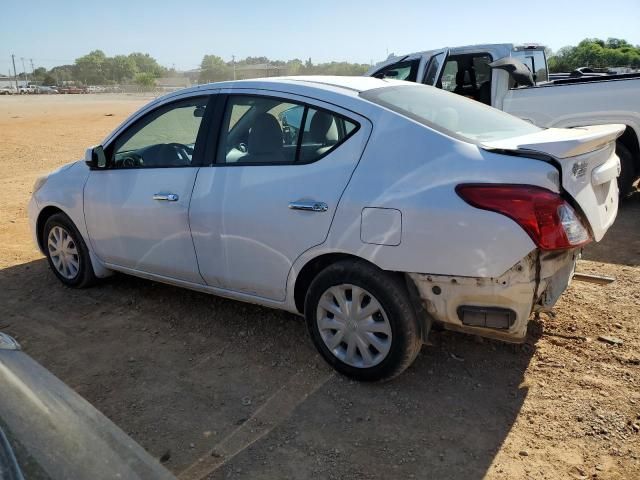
left=512, top=50, right=548, bottom=84
left=216, top=95, right=359, bottom=165
left=361, top=84, right=541, bottom=143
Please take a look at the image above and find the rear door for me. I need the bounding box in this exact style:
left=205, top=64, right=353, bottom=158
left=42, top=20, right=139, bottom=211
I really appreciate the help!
left=189, top=90, right=371, bottom=301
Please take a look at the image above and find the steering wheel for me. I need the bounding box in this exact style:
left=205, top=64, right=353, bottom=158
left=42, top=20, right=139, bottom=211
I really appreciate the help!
left=166, top=142, right=193, bottom=163
left=121, top=152, right=143, bottom=167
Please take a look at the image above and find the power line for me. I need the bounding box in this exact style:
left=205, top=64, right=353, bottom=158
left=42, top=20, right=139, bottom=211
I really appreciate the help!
left=11, top=54, right=18, bottom=89
left=20, top=57, right=28, bottom=83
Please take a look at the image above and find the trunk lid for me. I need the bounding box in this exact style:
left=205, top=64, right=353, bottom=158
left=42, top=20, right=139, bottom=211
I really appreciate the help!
left=481, top=124, right=625, bottom=241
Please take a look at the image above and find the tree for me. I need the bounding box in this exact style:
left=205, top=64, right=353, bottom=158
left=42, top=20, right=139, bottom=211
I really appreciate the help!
left=74, top=50, right=107, bottom=84
left=547, top=37, right=640, bottom=72
left=286, top=59, right=304, bottom=75
left=199, top=55, right=231, bottom=83
left=104, top=55, right=137, bottom=83
left=134, top=72, right=156, bottom=89
left=32, top=67, right=47, bottom=81
left=42, top=74, right=57, bottom=86
left=49, top=65, right=74, bottom=83
left=128, top=52, right=167, bottom=77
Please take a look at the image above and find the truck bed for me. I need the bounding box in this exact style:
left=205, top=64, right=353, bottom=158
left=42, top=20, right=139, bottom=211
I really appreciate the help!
left=544, top=72, right=640, bottom=86
left=501, top=74, right=640, bottom=130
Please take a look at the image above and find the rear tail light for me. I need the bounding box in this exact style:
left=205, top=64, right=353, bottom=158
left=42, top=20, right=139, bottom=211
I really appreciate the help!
left=456, top=184, right=591, bottom=250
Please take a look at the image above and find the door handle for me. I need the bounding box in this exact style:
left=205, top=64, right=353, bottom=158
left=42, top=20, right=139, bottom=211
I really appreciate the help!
left=288, top=201, right=328, bottom=212
left=153, top=193, right=179, bottom=202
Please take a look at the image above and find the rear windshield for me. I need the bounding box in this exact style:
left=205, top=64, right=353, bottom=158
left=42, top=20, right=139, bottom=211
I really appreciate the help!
left=360, top=84, right=541, bottom=143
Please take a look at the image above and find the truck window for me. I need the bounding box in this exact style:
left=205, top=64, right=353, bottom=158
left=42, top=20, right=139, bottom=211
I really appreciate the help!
left=512, top=50, right=548, bottom=84
left=437, top=53, right=493, bottom=105
left=441, top=60, right=459, bottom=92
left=373, top=59, right=420, bottom=82
left=473, top=56, right=492, bottom=85
left=423, top=53, right=445, bottom=86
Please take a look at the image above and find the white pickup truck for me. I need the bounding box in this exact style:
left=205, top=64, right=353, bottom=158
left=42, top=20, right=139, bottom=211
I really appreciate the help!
left=367, top=44, right=640, bottom=195
left=18, top=85, right=37, bottom=95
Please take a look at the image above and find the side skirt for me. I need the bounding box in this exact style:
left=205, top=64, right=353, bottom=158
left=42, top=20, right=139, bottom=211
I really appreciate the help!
left=103, top=263, right=299, bottom=315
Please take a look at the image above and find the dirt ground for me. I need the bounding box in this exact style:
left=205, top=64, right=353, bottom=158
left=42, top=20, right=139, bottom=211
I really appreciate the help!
left=0, top=94, right=638, bottom=480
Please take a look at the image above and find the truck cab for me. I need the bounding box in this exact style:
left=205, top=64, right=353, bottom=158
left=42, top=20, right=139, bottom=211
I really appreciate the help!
left=368, top=43, right=640, bottom=196
left=369, top=43, right=547, bottom=108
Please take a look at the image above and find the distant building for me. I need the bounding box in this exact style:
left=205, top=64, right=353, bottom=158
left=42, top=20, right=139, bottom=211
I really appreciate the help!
left=156, top=76, right=192, bottom=91
left=0, top=75, right=27, bottom=88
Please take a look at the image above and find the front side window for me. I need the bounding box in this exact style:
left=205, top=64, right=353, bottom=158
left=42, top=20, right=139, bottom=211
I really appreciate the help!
left=111, top=97, right=207, bottom=168
left=440, top=60, right=459, bottom=92
left=373, top=59, right=420, bottom=82
left=361, top=85, right=541, bottom=143
left=217, top=95, right=358, bottom=165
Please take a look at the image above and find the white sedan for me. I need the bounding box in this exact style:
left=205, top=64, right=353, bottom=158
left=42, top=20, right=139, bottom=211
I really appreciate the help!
left=29, top=76, right=621, bottom=380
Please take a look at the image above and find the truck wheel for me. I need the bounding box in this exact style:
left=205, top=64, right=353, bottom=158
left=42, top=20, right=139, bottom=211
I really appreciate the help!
left=305, top=259, right=423, bottom=382
left=43, top=213, right=97, bottom=288
left=617, top=141, right=637, bottom=198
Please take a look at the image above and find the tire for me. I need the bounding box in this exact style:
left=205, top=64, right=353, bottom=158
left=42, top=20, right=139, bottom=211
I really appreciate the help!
left=43, top=213, right=97, bottom=288
left=617, top=141, right=637, bottom=198
left=304, top=259, right=423, bottom=381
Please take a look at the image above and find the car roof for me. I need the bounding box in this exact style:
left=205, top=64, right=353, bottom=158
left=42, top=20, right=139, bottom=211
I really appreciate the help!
left=177, top=75, right=408, bottom=98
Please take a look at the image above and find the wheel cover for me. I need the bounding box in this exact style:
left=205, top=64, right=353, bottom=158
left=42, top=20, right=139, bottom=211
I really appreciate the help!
left=47, top=226, right=80, bottom=280
left=316, top=284, right=392, bottom=368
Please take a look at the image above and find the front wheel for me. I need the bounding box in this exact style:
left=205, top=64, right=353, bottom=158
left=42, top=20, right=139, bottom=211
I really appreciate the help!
left=305, top=259, right=423, bottom=381
left=43, top=213, right=97, bottom=288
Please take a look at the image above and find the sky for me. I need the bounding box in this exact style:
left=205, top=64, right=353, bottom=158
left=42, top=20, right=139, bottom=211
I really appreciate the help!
left=1, top=0, right=639, bottom=74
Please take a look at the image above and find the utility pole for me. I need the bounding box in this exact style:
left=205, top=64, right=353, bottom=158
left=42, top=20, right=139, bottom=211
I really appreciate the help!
left=30, top=58, right=34, bottom=77
left=11, top=54, right=18, bottom=89
left=20, top=57, right=28, bottom=84
left=232, top=55, right=236, bottom=80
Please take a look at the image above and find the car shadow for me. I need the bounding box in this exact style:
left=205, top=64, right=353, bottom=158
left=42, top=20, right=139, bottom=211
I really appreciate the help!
left=0, top=258, right=536, bottom=479
left=582, top=191, right=640, bottom=266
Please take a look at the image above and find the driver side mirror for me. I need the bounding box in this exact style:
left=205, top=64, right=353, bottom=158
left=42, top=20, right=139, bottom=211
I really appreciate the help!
left=85, top=145, right=107, bottom=169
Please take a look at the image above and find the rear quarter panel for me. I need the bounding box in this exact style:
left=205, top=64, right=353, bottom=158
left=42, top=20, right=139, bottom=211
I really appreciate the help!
left=305, top=111, right=561, bottom=278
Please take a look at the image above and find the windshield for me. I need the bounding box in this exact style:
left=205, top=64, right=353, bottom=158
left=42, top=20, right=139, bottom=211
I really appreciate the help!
left=360, top=84, right=542, bottom=143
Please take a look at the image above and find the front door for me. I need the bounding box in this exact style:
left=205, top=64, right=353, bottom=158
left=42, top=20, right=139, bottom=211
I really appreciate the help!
left=189, top=92, right=371, bottom=300
left=84, top=95, right=212, bottom=283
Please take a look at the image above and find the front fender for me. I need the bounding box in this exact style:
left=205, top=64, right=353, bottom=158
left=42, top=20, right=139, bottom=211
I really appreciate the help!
left=32, top=162, right=112, bottom=278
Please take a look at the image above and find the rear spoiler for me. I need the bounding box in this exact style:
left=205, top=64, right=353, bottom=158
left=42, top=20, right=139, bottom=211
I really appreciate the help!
left=481, top=124, right=626, bottom=159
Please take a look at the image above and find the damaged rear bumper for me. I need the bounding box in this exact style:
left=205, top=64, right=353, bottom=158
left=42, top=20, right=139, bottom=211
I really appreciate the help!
left=407, top=249, right=579, bottom=342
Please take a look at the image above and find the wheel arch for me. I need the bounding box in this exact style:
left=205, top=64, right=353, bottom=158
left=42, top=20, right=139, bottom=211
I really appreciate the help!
left=36, top=205, right=112, bottom=278
left=36, top=205, right=65, bottom=253
left=293, top=252, right=375, bottom=314
left=618, top=125, right=640, bottom=172
left=292, top=252, right=411, bottom=315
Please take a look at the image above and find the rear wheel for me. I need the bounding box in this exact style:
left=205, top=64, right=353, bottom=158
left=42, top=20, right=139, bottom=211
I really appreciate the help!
left=617, top=141, right=637, bottom=198
left=305, top=259, right=423, bottom=381
left=43, top=213, right=97, bottom=288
